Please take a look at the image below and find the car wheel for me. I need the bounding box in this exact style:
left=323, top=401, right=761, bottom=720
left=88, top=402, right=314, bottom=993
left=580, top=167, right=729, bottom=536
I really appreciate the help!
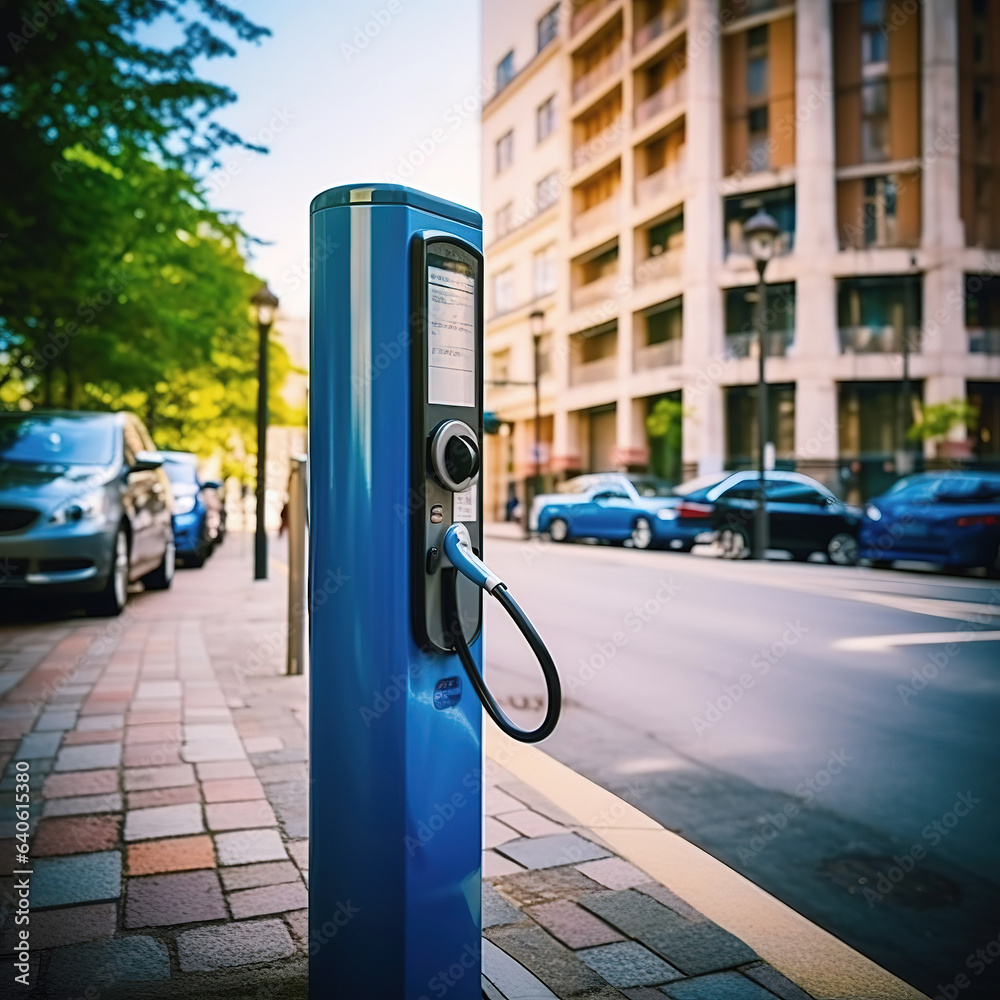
left=871, top=559, right=893, bottom=569
left=547, top=518, right=570, bottom=543
left=827, top=532, right=859, bottom=566
left=790, top=550, right=811, bottom=562
left=143, top=536, right=176, bottom=591
left=630, top=517, right=653, bottom=550
left=86, top=528, right=130, bottom=617
left=719, top=527, right=750, bottom=560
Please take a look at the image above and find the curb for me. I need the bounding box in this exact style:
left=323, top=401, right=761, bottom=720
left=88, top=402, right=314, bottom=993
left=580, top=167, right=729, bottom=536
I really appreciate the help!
left=486, top=729, right=929, bottom=1000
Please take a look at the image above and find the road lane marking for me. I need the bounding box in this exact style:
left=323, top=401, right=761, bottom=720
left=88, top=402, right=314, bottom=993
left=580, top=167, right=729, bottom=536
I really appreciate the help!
left=849, top=591, right=1000, bottom=623
left=833, top=631, right=1000, bottom=652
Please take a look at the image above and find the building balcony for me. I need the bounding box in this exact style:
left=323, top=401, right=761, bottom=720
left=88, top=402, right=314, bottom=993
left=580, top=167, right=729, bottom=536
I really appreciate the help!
left=573, top=118, right=624, bottom=169
left=726, top=330, right=794, bottom=359
left=634, top=338, right=682, bottom=370
left=634, top=152, right=686, bottom=205
left=571, top=272, right=620, bottom=310
left=634, top=247, right=682, bottom=285
left=572, top=0, right=615, bottom=35
left=969, top=328, right=1000, bottom=354
left=839, top=325, right=921, bottom=354
left=572, top=48, right=624, bottom=103
left=572, top=197, right=620, bottom=237
left=569, top=355, right=618, bottom=386
left=633, top=1, right=687, bottom=54
left=634, top=72, right=686, bottom=127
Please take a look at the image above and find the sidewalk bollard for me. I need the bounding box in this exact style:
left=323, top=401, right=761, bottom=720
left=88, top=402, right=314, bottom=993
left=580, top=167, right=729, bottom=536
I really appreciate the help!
left=309, top=184, right=561, bottom=998
left=286, top=453, right=307, bottom=676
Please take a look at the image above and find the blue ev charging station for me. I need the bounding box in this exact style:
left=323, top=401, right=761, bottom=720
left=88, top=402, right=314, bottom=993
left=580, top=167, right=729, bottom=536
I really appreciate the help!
left=309, top=184, right=561, bottom=997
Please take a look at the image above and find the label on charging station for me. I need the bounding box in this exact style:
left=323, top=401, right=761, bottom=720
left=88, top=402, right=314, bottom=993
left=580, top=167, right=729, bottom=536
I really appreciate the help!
left=427, top=264, right=476, bottom=407
left=453, top=484, right=477, bottom=522
left=433, top=676, right=462, bottom=710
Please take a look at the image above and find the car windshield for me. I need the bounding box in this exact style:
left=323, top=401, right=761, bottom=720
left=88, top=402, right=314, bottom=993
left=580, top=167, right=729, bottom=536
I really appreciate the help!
left=628, top=476, right=675, bottom=498
left=163, top=460, right=198, bottom=486
left=0, top=413, right=116, bottom=466
left=673, top=472, right=730, bottom=498
left=885, top=474, right=1000, bottom=503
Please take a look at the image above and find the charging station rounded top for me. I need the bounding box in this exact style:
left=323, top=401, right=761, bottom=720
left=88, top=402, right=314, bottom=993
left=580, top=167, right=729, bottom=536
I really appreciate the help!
left=309, top=183, right=482, bottom=228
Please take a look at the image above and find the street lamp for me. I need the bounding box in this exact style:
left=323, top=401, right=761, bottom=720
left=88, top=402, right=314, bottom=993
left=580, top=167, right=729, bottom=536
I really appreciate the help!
left=250, top=282, right=279, bottom=581
left=743, top=208, right=780, bottom=560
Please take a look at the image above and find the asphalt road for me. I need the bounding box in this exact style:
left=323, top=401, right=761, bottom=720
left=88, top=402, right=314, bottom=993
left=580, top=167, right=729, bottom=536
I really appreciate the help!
left=482, top=533, right=1000, bottom=1000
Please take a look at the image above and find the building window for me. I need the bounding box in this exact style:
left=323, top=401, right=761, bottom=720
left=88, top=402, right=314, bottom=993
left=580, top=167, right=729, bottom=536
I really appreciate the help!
left=745, top=24, right=769, bottom=170
left=860, top=0, right=888, bottom=71
left=862, top=175, right=898, bottom=246
left=860, top=80, right=889, bottom=162
left=492, top=269, right=515, bottom=315
left=537, top=94, right=557, bottom=143
left=533, top=245, right=557, bottom=297
left=725, top=282, right=796, bottom=357
left=537, top=4, right=559, bottom=52
left=648, top=211, right=684, bottom=255
left=495, top=202, right=514, bottom=239
left=724, top=187, right=794, bottom=256
left=725, top=383, right=796, bottom=471
left=646, top=298, right=683, bottom=345
left=837, top=275, right=922, bottom=352
left=495, top=130, right=514, bottom=174
left=536, top=172, right=559, bottom=212
left=496, top=50, right=515, bottom=91
left=491, top=348, right=511, bottom=383
left=747, top=106, right=769, bottom=170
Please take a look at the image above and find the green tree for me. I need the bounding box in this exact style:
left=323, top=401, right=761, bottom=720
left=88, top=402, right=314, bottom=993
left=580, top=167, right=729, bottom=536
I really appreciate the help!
left=646, top=396, right=686, bottom=483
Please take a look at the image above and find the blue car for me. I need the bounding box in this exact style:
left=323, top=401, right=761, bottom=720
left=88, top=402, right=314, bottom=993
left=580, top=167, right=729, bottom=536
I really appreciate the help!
left=160, top=451, right=222, bottom=568
left=536, top=473, right=721, bottom=550
left=861, top=471, right=1000, bottom=574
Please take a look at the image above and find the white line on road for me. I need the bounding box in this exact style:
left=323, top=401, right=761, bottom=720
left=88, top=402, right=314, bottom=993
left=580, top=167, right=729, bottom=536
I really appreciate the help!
left=833, top=631, right=1000, bottom=652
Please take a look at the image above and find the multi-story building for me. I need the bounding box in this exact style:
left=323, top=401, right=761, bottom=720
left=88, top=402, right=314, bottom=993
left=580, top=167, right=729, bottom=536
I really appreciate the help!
left=480, top=0, right=1000, bottom=517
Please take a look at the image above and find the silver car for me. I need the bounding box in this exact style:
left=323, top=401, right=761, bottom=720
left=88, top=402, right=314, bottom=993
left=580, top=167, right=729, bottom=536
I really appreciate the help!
left=0, top=410, right=176, bottom=616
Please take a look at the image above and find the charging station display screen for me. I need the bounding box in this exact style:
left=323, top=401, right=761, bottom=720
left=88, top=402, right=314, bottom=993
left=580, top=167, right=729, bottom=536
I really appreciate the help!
left=427, top=257, right=476, bottom=407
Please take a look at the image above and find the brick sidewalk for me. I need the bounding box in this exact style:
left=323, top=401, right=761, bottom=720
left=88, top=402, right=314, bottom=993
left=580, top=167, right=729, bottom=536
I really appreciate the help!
left=0, top=536, right=308, bottom=999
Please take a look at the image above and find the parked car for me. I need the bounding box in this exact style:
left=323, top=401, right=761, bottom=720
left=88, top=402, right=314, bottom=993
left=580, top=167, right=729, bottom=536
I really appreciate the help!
left=678, top=470, right=862, bottom=564
left=160, top=451, right=224, bottom=567
left=536, top=473, right=716, bottom=550
left=529, top=473, right=623, bottom=532
left=860, top=471, right=1000, bottom=574
left=0, top=410, right=175, bottom=615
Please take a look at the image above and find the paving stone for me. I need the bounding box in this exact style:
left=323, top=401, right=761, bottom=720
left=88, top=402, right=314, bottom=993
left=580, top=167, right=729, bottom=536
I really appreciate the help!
left=124, top=802, right=204, bottom=841
left=266, top=780, right=309, bottom=838
left=740, top=962, right=815, bottom=1000
left=125, top=723, right=182, bottom=745
left=255, top=762, right=307, bottom=784
left=577, top=858, right=650, bottom=890
left=493, top=865, right=603, bottom=907
left=497, top=780, right=581, bottom=827
left=284, top=909, right=308, bottom=948
left=182, top=741, right=247, bottom=763
left=485, top=787, right=524, bottom=815
left=16, top=732, right=62, bottom=759
left=201, top=777, right=265, bottom=803
left=496, top=833, right=611, bottom=870
left=228, top=880, right=308, bottom=919
left=0, top=902, right=116, bottom=952
left=43, top=769, right=118, bottom=799
left=127, top=784, right=201, bottom=810
left=125, top=869, right=227, bottom=928
left=662, top=971, right=781, bottom=1000
left=579, top=941, right=684, bottom=987
left=485, top=922, right=623, bottom=999
left=215, top=828, right=288, bottom=866
left=43, top=792, right=123, bottom=818
left=61, top=728, right=124, bottom=745
left=76, top=714, right=125, bottom=731
left=32, top=815, right=121, bottom=856
left=220, top=861, right=301, bottom=891
left=136, top=681, right=182, bottom=699
left=54, top=742, right=122, bottom=772
left=286, top=839, right=308, bottom=871
left=486, top=816, right=519, bottom=848
left=128, top=710, right=181, bottom=726
left=44, top=936, right=171, bottom=988
left=500, top=809, right=567, bottom=838
left=527, top=899, right=624, bottom=949
left=580, top=891, right=758, bottom=976
left=123, top=763, right=195, bottom=791
left=621, top=989, right=668, bottom=1000
left=483, top=881, right=523, bottom=928
left=636, top=883, right=708, bottom=923
left=123, top=743, right=183, bottom=767
left=205, top=798, right=277, bottom=832
left=127, top=835, right=216, bottom=875
left=35, top=710, right=78, bottom=732
left=484, top=849, right=525, bottom=878
left=197, top=759, right=256, bottom=781
left=482, top=938, right=558, bottom=999
left=243, top=736, right=284, bottom=754
left=177, top=917, right=294, bottom=972
left=33, top=851, right=122, bottom=908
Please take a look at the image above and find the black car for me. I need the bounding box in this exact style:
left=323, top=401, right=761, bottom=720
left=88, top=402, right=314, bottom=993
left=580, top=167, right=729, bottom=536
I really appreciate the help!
left=0, top=410, right=175, bottom=615
left=680, top=470, right=862, bottom=564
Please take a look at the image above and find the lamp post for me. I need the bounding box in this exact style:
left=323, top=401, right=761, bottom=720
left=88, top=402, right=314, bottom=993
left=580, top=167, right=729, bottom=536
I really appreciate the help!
left=529, top=309, right=545, bottom=538
left=743, top=209, right=780, bottom=561
left=250, top=283, right=279, bottom=581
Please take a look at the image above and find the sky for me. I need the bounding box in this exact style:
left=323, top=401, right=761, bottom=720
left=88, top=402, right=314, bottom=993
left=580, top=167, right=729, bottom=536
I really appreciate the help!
left=188, top=0, right=483, bottom=325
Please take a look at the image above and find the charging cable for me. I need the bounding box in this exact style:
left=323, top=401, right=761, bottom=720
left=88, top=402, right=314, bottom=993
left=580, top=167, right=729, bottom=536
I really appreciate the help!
left=441, top=524, right=561, bottom=743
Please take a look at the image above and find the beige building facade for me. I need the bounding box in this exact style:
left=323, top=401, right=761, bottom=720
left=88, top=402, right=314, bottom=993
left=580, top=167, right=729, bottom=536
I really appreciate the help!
left=481, top=0, right=1000, bottom=519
